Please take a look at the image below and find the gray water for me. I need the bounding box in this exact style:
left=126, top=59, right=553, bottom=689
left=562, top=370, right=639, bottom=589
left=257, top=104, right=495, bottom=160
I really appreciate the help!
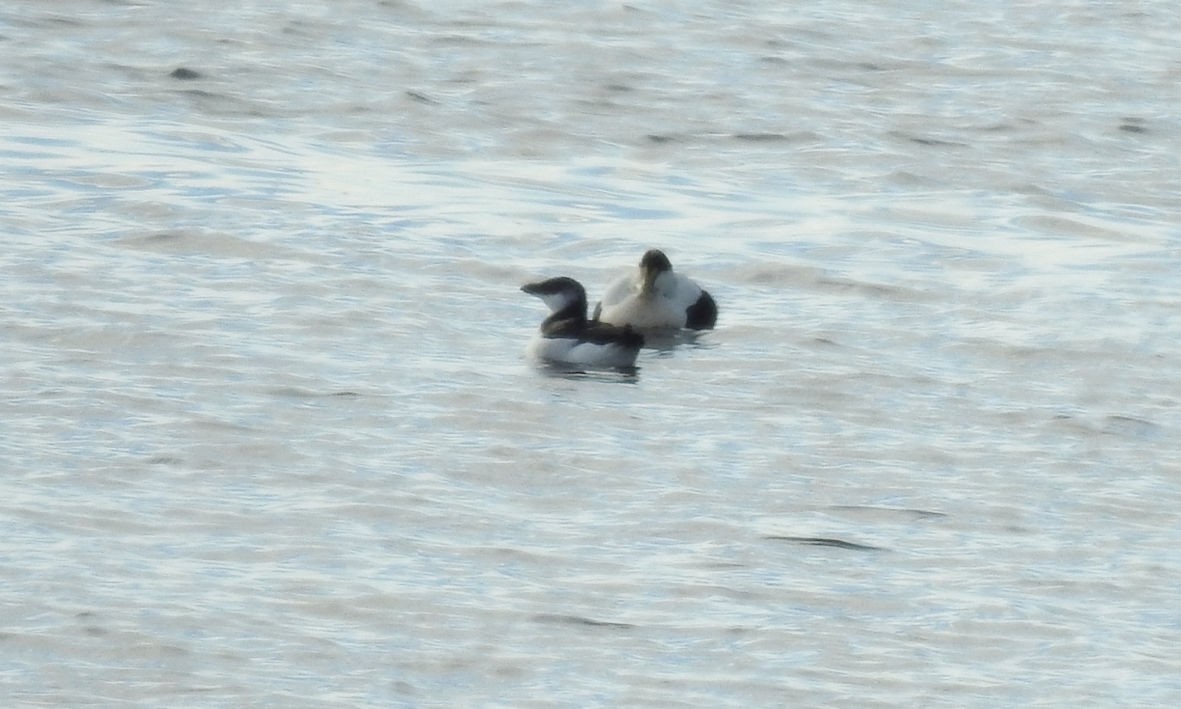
left=3, top=1, right=1180, bottom=706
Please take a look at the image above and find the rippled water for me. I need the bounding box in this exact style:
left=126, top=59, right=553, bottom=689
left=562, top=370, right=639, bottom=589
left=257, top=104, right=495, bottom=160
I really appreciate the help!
left=3, top=1, right=1180, bottom=706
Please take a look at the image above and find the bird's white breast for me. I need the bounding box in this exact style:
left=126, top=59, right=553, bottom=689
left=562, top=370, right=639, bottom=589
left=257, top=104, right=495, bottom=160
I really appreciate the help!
left=596, top=270, right=702, bottom=330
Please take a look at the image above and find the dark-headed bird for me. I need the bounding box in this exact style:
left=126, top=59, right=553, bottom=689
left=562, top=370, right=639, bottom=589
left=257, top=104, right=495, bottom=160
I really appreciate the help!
left=522, top=276, right=644, bottom=367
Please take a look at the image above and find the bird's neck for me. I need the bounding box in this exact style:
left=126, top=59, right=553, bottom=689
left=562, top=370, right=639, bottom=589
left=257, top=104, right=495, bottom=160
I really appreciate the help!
left=543, top=300, right=586, bottom=328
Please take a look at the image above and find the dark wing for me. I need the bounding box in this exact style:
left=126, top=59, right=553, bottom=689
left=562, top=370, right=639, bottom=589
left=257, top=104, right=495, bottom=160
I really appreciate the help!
left=684, top=289, right=717, bottom=330
left=539, top=315, right=585, bottom=339
left=542, top=315, right=643, bottom=348
left=581, top=321, right=644, bottom=348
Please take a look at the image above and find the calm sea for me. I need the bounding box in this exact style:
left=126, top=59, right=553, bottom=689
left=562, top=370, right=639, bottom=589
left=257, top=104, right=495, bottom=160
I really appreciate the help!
left=3, top=1, right=1179, bottom=706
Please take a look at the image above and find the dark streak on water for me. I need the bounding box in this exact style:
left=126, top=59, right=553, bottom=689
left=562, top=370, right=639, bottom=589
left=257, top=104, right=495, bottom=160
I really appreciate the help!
left=534, top=614, right=637, bottom=630
left=764, top=536, right=887, bottom=552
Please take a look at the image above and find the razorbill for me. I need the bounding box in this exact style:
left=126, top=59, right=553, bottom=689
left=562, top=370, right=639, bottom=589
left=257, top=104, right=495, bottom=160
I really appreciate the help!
left=522, top=276, right=644, bottom=367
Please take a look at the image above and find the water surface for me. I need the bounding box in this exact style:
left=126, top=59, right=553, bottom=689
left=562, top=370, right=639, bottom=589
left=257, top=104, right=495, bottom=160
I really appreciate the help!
left=3, top=1, right=1179, bottom=706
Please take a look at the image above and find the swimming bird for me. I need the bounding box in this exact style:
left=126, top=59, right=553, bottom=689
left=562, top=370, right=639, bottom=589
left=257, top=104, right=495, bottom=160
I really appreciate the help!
left=593, top=249, right=717, bottom=330
left=521, top=276, right=644, bottom=367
